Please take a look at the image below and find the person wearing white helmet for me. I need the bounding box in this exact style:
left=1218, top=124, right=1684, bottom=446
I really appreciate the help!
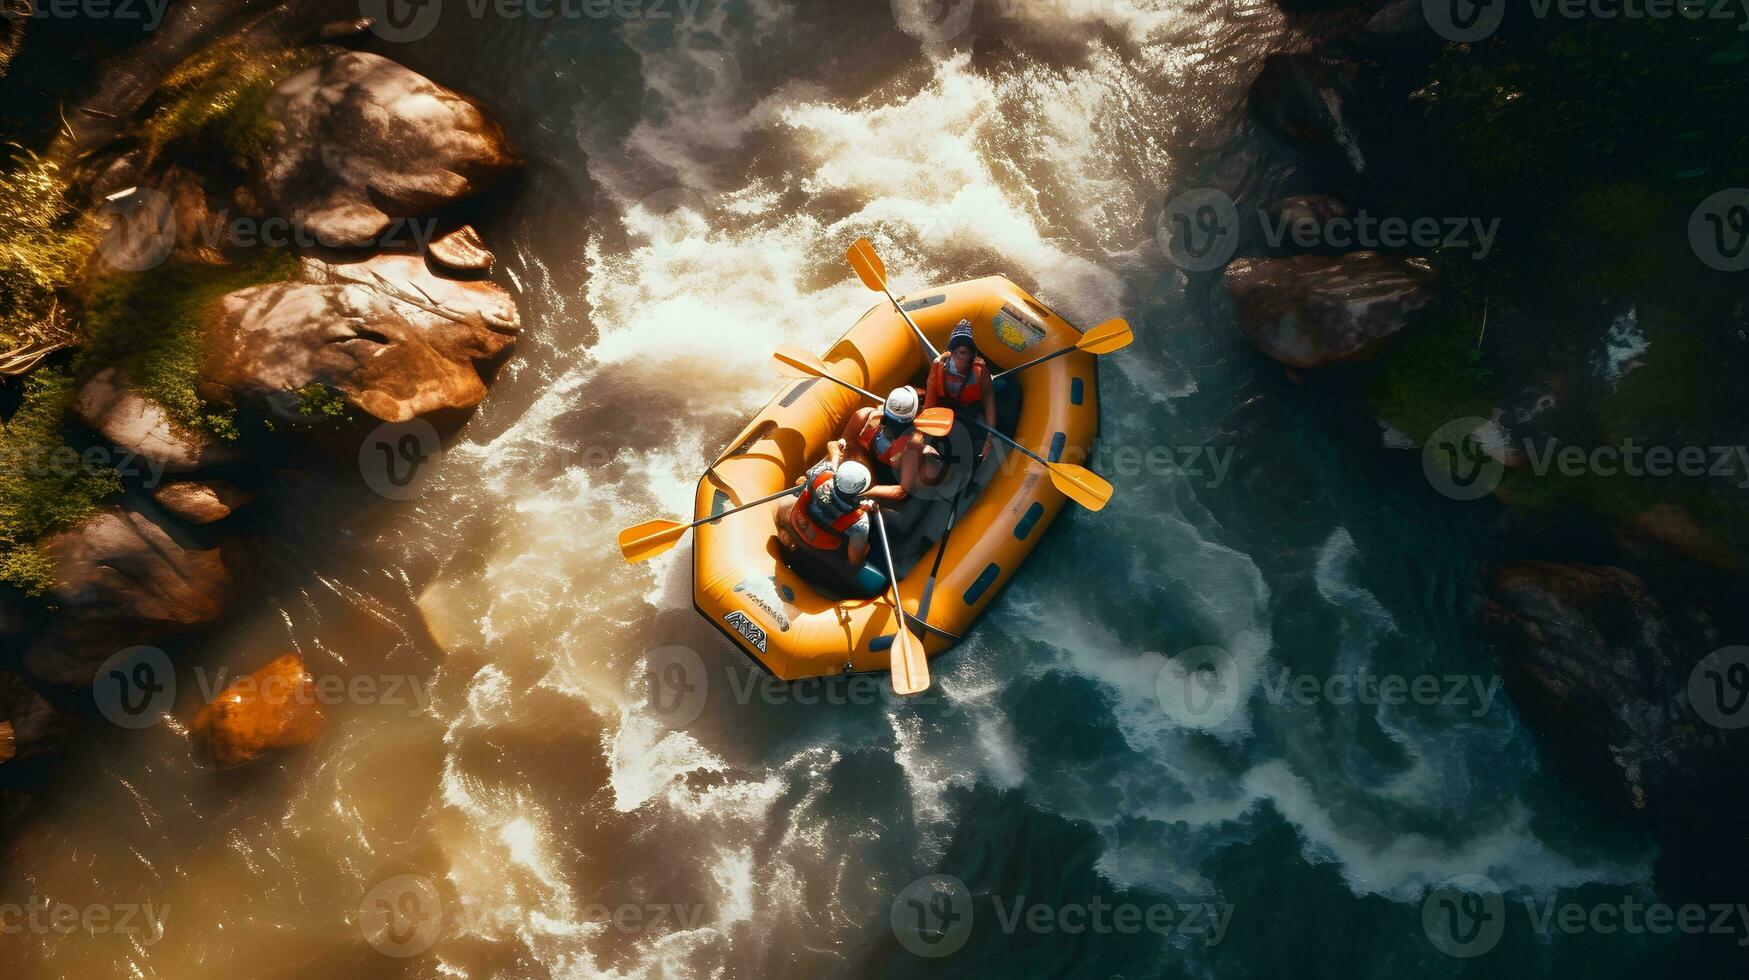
left=774, top=458, right=876, bottom=565
left=830, top=386, right=942, bottom=497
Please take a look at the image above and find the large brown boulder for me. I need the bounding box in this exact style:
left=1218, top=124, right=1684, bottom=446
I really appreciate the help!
left=192, top=653, right=326, bottom=767
left=1223, top=251, right=1434, bottom=367
left=257, top=51, right=518, bottom=248
left=0, top=672, right=76, bottom=763
left=23, top=504, right=237, bottom=686
left=1479, top=561, right=1731, bottom=820
left=202, top=253, right=518, bottom=424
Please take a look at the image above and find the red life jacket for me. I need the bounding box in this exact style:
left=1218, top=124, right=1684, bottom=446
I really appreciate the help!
left=857, top=414, right=915, bottom=467
left=935, top=356, right=987, bottom=409
left=786, top=469, right=864, bottom=551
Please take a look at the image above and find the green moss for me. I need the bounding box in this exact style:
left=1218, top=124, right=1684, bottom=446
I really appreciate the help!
left=0, top=149, right=97, bottom=352
left=139, top=42, right=318, bottom=168
left=77, top=249, right=301, bottom=438
left=0, top=367, right=123, bottom=593
left=293, top=383, right=363, bottom=427
left=1367, top=306, right=1497, bottom=444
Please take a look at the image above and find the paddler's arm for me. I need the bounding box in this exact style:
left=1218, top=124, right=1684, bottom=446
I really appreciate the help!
left=923, top=357, right=946, bottom=411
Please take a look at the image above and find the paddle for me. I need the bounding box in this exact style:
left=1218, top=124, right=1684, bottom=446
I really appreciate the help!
left=846, top=237, right=942, bottom=361
left=772, top=345, right=955, bottom=437
left=965, top=418, right=1113, bottom=512
left=870, top=505, right=929, bottom=695
left=619, top=485, right=803, bottom=563
left=990, top=317, right=1133, bottom=381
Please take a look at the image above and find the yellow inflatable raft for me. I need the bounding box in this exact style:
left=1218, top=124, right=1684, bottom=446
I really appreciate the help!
left=692, top=275, right=1099, bottom=681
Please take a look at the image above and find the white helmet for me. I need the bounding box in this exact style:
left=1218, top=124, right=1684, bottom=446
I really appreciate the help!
left=834, top=460, right=872, bottom=498
left=883, top=386, right=919, bottom=424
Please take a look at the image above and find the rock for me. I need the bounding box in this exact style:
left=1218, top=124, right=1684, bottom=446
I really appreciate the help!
left=0, top=672, right=76, bottom=763
left=1249, top=53, right=1368, bottom=173
left=257, top=51, right=518, bottom=249
left=73, top=368, right=240, bottom=473
left=1479, top=562, right=1728, bottom=821
left=152, top=480, right=254, bottom=524
left=192, top=653, right=326, bottom=767
left=1265, top=195, right=1352, bottom=253
left=203, top=253, right=518, bottom=425
left=1615, top=501, right=1743, bottom=573
left=23, top=504, right=236, bottom=686
left=1224, top=251, right=1435, bottom=367
left=426, top=225, right=494, bottom=273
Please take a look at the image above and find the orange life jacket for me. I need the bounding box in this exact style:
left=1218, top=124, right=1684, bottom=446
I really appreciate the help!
left=857, top=414, right=915, bottom=467
left=786, top=469, right=864, bottom=551
left=933, top=356, right=987, bottom=409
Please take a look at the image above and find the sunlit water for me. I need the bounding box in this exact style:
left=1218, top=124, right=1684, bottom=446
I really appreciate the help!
left=0, top=3, right=1685, bottom=977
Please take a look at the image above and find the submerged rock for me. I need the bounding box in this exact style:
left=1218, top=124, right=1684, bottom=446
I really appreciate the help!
left=203, top=253, right=518, bottom=425
left=192, top=653, right=326, bottom=768
left=152, top=480, right=254, bottom=524
left=1249, top=53, right=1368, bottom=173
left=23, top=504, right=236, bottom=686
left=426, top=224, right=495, bottom=273
left=1479, top=561, right=1731, bottom=820
left=0, top=673, right=75, bottom=763
left=1223, top=251, right=1434, bottom=367
left=73, top=368, right=239, bottom=473
left=257, top=51, right=518, bottom=248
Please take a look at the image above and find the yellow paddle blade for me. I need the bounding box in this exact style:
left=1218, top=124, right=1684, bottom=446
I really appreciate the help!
left=618, top=519, right=688, bottom=563
left=889, top=622, right=931, bottom=695
left=1078, top=318, right=1133, bottom=355
left=846, top=237, right=888, bottom=293
left=1046, top=461, right=1114, bottom=512
left=913, top=407, right=955, bottom=438
left=773, top=343, right=830, bottom=379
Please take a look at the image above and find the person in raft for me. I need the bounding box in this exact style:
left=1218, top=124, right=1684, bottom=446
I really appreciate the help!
left=774, top=459, right=875, bottom=565
left=926, top=320, right=997, bottom=460
left=831, top=386, right=944, bottom=492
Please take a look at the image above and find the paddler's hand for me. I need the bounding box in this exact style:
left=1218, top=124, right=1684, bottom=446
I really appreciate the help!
left=980, top=436, right=993, bottom=459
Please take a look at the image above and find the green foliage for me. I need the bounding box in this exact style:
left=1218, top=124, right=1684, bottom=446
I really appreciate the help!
left=77, top=249, right=301, bottom=439
left=0, top=150, right=97, bottom=352
left=294, top=383, right=360, bottom=426
left=1367, top=306, right=1496, bottom=444
left=0, top=367, right=123, bottom=593
left=139, top=41, right=318, bottom=167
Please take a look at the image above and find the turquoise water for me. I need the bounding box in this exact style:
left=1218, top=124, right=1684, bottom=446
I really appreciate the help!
left=3, top=2, right=1737, bottom=977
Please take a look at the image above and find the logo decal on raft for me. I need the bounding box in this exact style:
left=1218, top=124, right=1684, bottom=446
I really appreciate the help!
left=733, top=576, right=793, bottom=631
left=724, top=611, right=768, bottom=653
left=992, top=305, right=1046, bottom=353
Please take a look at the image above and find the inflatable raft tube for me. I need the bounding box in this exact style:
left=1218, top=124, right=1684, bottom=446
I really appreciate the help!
left=692, top=275, right=1100, bottom=682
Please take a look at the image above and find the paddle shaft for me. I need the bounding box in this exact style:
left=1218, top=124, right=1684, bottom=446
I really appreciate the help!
left=884, top=289, right=941, bottom=362
left=869, top=506, right=917, bottom=671
left=806, top=369, right=882, bottom=406
left=992, top=344, right=1075, bottom=381
left=966, top=417, right=1053, bottom=470
left=685, top=485, right=802, bottom=531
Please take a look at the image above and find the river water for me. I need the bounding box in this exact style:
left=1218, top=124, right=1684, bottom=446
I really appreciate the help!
left=0, top=2, right=1689, bottom=977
